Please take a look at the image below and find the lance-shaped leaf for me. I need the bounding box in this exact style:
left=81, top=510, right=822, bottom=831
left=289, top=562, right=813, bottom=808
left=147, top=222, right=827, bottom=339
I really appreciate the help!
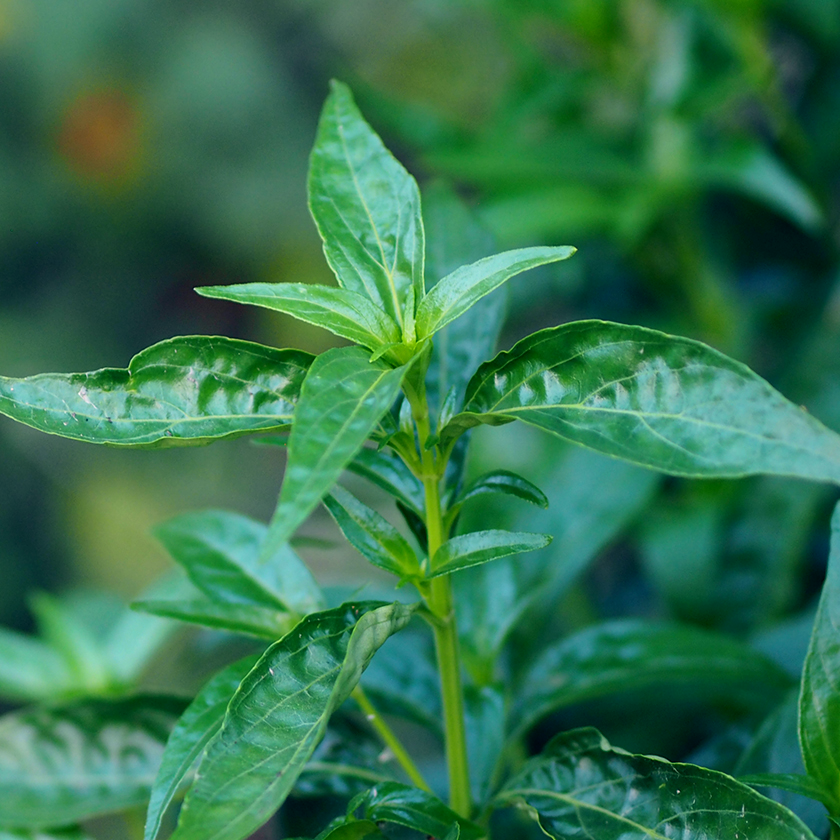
left=308, top=80, right=424, bottom=333
left=347, top=446, right=425, bottom=516
left=416, top=246, right=575, bottom=339
left=494, top=727, right=819, bottom=840
left=170, top=601, right=417, bottom=840
left=196, top=283, right=401, bottom=352
left=145, top=656, right=259, bottom=840
left=0, top=337, right=311, bottom=447
left=154, top=509, right=323, bottom=615
left=0, top=696, right=184, bottom=829
left=429, top=529, right=551, bottom=578
left=261, top=347, right=408, bottom=561
left=513, top=619, right=793, bottom=736
left=454, top=469, right=548, bottom=510
left=324, top=485, right=419, bottom=579
left=799, top=500, right=840, bottom=803
left=464, top=684, right=506, bottom=805
left=442, top=320, right=840, bottom=482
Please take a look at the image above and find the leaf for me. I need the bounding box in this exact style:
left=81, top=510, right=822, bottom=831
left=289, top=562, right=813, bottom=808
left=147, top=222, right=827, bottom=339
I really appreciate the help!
left=346, top=446, right=425, bottom=516
left=429, top=529, right=552, bottom=578
left=0, top=627, right=74, bottom=703
left=443, top=320, right=840, bottom=482
left=0, top=696, right=184, bottom=829
left=170, top=601, right=417, bottom=840
left=494, top=727, right=819, bottom=840
left=261, top=347, right=408, bottom=562
left=513, top=619, right=793, bottom=736
left=0, top=830, right=94, bottom=840
left=196, top=283, right=401, bottom=352
left=740, top=774, right=837, bottom=810
left=416, top=246, right=575, bottom=339
left=0, top=337, right=311, bottom=447
left=308, top=80, right=424, bottom=334
left=145, top=655, right=260, bottom=840
left=324, top=485, right=419, bottom=579
left=799, top=499, right=840, bottom=802
left=154, top=509, right=323, bottom=615
left=455, top=469, right=548, bottom=510
left=464, top=684, right=506, bottom=805
left=350, top=782, right=483, bottom=839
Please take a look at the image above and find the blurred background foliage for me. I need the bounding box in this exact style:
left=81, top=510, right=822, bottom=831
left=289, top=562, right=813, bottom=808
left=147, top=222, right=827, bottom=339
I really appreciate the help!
left=2, top=0, right=840, bottom=807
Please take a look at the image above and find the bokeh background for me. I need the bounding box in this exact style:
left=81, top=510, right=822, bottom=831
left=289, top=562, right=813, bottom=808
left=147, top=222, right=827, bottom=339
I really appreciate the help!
left=2, top=0, right=840, bottom=816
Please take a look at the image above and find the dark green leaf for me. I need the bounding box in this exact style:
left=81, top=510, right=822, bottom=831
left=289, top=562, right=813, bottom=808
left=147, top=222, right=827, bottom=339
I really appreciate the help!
left=308, top=80, right=424, bottom=336
left=455, top=469, right=548, bottom=510
left=416, top=246, right=575, bottom=339
left=145, top=656, right=259, bottom=840
left=0, top=337, right=311, bottom=447
left=0, top=628, right=74, bottom=703
left=314, top=820, right=383, bottom=840
left=429, top=529, right=551, bottom=578
left=465, top=684, right=506, bottom=805
left=154, top=509, right=323, bottom=615
left=799, top=500, right=840, bottom=800
left=740, top=774, right=837, bottom=809
left=513, top=619, right=793, bottom=736
left=443, top=321, right=840, bottom=482
left=170, top=601, right=417, bottom=840
left=346, top=446, right=425, bottom=516
left=324, top=485, right=419, bottom=578
left=196, top=283, right=401, bottom=352
left=261, top=347, right=408, bottom=562
left=495, top=727, right=819, bottom=839
left=0, top=696, right=184, bottom=829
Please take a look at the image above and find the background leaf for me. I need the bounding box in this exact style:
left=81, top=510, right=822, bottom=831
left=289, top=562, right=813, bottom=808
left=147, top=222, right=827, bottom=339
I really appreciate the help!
left=0, top=337, right=311, bottom=447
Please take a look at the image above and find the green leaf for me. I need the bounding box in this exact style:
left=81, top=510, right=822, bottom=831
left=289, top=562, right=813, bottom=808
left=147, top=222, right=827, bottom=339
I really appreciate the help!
left=740, top=773, right=838, bottom=810
left=494, top=727, right=819, bottom=840
left=350, top=782, right=483, bottom=840
left=464, top=684, right=506, bottom=805
left=196, top=283, right=401, bottom=352
left=261, top=346, right=408, bottom=561
left=443, top=320, right=840, bottom=482
left=154, top=509, right=323, bottom=615
left=308, top=80, right=424, bottom=334
left=314, top=820, right=383, bottom=840
left=0, top=696, right=184, bottom=829
left=170, top=601, right=417, bottom=840
left=429, top=529, right=552, bottom=578
left=799, top=500, right=840, bottom=803
left=0, top=337, right=311, bottom=447
left=455, top=469, right=548, bottom=510
left=145, top=655, right=259, bottom=840
left=324, top=485, right=419, bottom=579
left=0, top=830, right=94, bottom=840
left=0, top=627, right=74, bottom=702
left=346, top=446, right=425, bottom=516
left=513, top=619, right=793, bottom=736
left=416, top=246, right=575, bottom=339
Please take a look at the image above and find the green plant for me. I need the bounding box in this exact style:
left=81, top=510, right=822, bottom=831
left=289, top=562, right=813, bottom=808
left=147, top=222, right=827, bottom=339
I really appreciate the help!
left=2, top=80, right=840, bottom=839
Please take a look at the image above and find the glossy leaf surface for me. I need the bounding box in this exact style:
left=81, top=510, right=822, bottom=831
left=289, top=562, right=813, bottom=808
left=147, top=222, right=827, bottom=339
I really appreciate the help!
left=196, top=283, right=401, bottom=351
left=324, top=485, right=418, bottom=578
left=455, top=469, right=548, bottom=509
left=495, top=727, right=819, bottom=839
left=416, top=246, right=575, bottom=338
left=145, top=656, right=259, bottom=840
left=0, top=696, right=184, bottom=829
left=443, top=321, right=840, bottom=482
left=513, top=619, right=792, bottom=735
left=261, top=347, right=407, bottom=561
left=347, top=446, right=425, bottom=516
left=171, top=601, right=416, bottom=840
left=154, top=509, right=323, bottom=615
left=799, top=500, right=840, bottom=801
left=0, top=337, right=311, bottom=447
left=429, top=529, right=551, bottom=578
left=308, top=80, right=424, bottom=333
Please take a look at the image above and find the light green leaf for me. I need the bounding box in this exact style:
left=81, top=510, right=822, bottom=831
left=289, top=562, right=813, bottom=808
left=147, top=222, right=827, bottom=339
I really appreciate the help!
left=196, top=283, right=401, bottom=352
left=324, top=485, right=419, bottom=579
left=443, top=320, right=840, bottom=482
left=429, top=529, right=551, bottom=578
left=494, top=727, right=819, bottom=840
left=308, top=80, right=424, bottom=334
left=0, top=696, right=184, bottom=829
left=145, top=656, right=259, bottom=840
left=0, top=627, right=74, bottom=703
left=0, top=830, right=94, bottom=840
left=416, top=246, right=575, bottom=339
left=170, top=601, right=417, bottom=840
left=799, top=500, right=840, bottom=803
left=513, top=619, right=793, bottom=736
left=154, top=509, right=323, bottom=615
left=261, top=346, right=408, bottom=562
left=0, top=337, right=311, bottom=447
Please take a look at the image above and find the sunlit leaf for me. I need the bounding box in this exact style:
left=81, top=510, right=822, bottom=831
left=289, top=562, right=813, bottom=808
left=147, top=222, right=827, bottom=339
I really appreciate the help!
left=0, top=628, right=74, bottom=703
left=429, top=529, right=551, bottom=578
left=0, top=337, right=311, bottom=447
left=170, top=601, right=417, bottom=840
left=494, top=727, right=819, bottom=839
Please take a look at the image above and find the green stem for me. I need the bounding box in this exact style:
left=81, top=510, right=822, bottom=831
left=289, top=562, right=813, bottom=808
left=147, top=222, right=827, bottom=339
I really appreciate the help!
left=352, top=686, right=432, bottom=792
